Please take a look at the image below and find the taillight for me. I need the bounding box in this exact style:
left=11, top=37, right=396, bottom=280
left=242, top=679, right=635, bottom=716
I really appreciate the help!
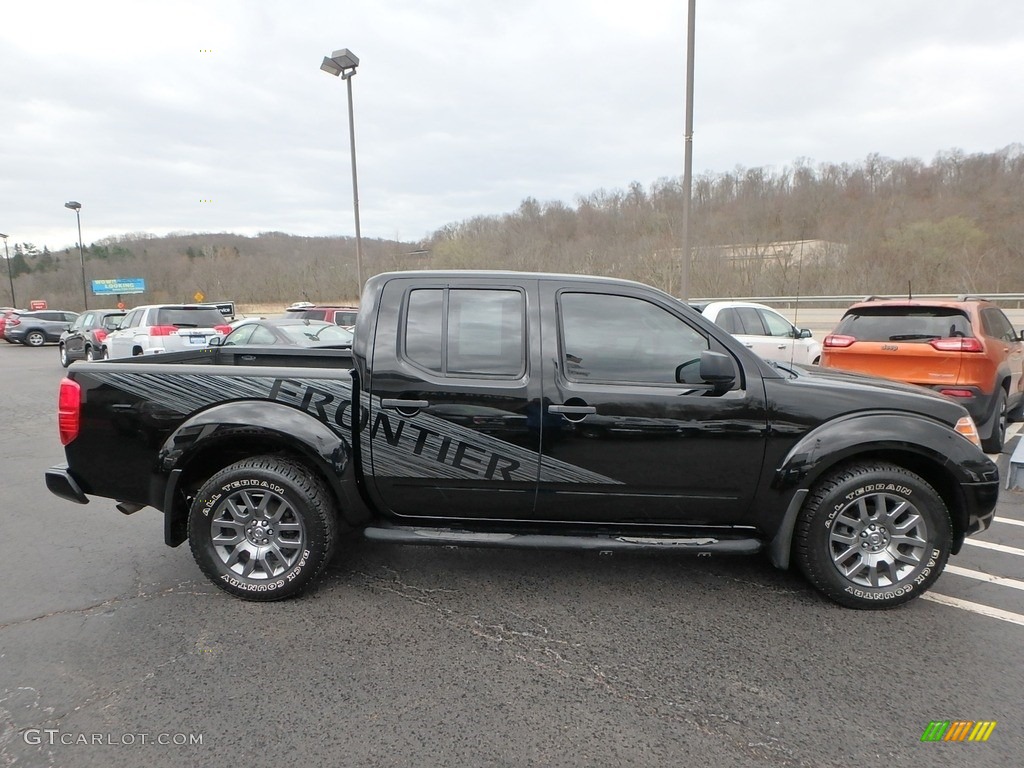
left=938, top=388, right=975, bottom=398
left=215, top=325, right=231, bottom=335
left=930, top=337, right=984, bottom=352
left=58, top=378, right=81, bottom=445
left=94, top=329, right=108, bottom=342
left=823, top=334, right=856, bottom=348
left=7, top=318, right=20, bottom=327
left=149, top=325, right=177, bottom=336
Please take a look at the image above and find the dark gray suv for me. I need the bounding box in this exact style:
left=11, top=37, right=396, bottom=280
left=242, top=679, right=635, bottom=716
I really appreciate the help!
left=3, top=310, right=79, bottom=347
left=59, top=309, right=126, bottom=366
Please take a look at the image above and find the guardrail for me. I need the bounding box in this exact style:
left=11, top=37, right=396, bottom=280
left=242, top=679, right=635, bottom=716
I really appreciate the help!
left=691, top=293, right=1024, bottom=309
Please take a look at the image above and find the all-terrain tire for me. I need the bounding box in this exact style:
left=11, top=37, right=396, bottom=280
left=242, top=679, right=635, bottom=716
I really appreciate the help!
left=188, top=455, right=338, bottom=601
left=794, top=461, right=952, bottom=609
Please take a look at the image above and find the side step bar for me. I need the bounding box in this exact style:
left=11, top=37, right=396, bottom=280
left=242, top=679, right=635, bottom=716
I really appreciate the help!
left=363, top=525, right=762, bottom=554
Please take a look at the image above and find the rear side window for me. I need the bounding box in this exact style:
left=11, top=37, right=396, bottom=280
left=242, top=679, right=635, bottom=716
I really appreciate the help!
left=834, top=307, right=973, bottom=342
left=403, top=288, right=525, bottom=377
left=981, top=307, right=1018, bottom=342
left=334, top=311, right=358, bottom=326
left=154, top=308, right=226, bottom=327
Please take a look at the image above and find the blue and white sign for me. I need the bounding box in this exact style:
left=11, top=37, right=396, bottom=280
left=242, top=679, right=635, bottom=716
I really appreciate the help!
left=91, top=278, right=146, bottom=295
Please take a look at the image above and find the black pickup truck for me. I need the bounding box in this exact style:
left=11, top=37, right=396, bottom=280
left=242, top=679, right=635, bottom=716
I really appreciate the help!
left=46, top=271, right=999, bottom=608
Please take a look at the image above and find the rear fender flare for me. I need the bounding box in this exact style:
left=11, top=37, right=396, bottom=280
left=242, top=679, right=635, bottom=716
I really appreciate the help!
left=159, top=401, right=350, bottom=546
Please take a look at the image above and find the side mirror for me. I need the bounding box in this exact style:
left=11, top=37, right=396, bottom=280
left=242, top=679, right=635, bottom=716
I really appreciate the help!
left=798, top=328, right=813, bottom=339
left=699, top=349, right=736, bottom=386
left=208, top=336, right=223, bottom=346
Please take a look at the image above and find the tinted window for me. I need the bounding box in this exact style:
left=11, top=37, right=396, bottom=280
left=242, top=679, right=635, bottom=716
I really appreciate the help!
left=334, top=311, right=358, bottom=326
left=560, top=293, right=709, bottom=384
left=405, top=289, right=443, bottom=372
left=734, top=307, right=765, bottom=335
left=404, top=288, right=525, bottom=377
left=154, top=308, right=226, bottom=327
left=293, top=309, right=327, bottom=322
left=834, top=307, right=973, bottom=341
left=716, top=308, right=740, bottom=334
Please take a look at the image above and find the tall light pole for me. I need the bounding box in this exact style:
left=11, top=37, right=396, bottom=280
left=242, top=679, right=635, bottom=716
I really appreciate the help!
left=680, top=0, right=696, bottom=301
left=0, top=233, right=15, bottom=307
left=320, top=48, right=364, bottom=293
left=64, top=201, right=89, bottom=310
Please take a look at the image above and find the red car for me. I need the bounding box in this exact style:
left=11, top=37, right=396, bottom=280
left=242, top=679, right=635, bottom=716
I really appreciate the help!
left=1, top=307, right=24, bottom=343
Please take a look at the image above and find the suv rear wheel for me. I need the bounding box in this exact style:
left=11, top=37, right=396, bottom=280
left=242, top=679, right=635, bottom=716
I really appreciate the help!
left=25, top=330, right=47, bottom=347
left=794, top=461, right=951, bottom=609
left=59, top=344, right=70, bottom=367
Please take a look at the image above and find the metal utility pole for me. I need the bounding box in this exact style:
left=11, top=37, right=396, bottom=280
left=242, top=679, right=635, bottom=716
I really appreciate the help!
left=680, top=0, right=696, bottom=301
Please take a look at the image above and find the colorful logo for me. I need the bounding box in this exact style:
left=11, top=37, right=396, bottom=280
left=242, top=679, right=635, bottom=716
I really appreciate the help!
left=921, top=721, right=996, bottom=742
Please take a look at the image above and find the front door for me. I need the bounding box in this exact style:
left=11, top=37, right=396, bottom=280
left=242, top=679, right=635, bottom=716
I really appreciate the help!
left=365, top=277, right=542, bottom=521
left=535, top=283, right=769, bottom=527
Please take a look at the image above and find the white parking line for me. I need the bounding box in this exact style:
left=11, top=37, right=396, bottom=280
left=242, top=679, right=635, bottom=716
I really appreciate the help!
left=963, top=539, right=1024, bottom=557
left=944, top=564, right=1024, bottom=592
left=923, top=593, right=1024, bottom=627
left=995, top=516, right=1024, bottom=528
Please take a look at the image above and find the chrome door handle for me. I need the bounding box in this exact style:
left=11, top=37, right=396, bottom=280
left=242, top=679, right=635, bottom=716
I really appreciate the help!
left=548, top=404, right=597, bottom=415
left=381, top=399, right=430, bottom=410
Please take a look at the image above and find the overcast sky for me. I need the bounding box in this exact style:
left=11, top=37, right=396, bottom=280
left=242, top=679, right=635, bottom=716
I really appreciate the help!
left=2, top=0, right=1022, bottom=252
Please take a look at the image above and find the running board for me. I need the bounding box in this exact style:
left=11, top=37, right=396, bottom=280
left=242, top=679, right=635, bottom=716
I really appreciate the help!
left=363, top=526, right=762, bottom=554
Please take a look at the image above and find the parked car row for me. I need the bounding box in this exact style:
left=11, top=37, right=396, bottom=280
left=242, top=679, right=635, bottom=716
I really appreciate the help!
left=11, top=291, right=1022, bottom=453
left=0, top=302, right=359, bottom=363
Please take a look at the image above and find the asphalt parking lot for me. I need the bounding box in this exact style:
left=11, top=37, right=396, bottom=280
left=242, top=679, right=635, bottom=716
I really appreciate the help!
left=1, top=340, right=1022, bottom=767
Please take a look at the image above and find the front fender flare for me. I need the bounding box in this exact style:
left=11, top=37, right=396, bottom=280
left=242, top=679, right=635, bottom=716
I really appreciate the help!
left=767, top=411, right=997, bottom=569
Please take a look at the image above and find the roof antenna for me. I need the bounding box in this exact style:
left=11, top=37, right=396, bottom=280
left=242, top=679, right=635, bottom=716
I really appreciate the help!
left=908, top=280, right=912, bottom=301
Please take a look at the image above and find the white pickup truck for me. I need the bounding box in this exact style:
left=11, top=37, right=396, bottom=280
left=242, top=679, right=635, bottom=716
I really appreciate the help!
left=694, top=301, right=822, bottom=365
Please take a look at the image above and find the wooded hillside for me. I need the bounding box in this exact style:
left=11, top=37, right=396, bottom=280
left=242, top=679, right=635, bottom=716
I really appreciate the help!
left=7, top=145, right=1023, bottom=310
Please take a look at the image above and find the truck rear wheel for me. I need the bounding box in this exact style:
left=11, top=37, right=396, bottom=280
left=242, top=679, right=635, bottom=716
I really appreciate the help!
left=794, top=461, right=951, bottom=609
left=188, top=456, right=337, bottom=601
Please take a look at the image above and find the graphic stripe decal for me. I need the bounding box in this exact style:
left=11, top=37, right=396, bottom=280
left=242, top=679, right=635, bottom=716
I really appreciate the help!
left=87, top=370, right=621, bottom=484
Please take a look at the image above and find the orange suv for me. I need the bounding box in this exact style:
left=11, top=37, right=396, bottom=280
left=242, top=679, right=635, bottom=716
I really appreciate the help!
left=821, top=297, right=1024, bottom=452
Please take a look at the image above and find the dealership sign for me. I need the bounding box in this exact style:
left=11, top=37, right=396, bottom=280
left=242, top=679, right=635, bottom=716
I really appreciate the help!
left=91, top=278, right=146, bottom=295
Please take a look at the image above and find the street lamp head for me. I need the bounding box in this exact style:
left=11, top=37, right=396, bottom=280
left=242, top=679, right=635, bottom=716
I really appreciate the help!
left=320, top=48, right=359, bottom=77
left=0, top=233, right=7, bottom=239
left=65, top=201, right=82, bottom=211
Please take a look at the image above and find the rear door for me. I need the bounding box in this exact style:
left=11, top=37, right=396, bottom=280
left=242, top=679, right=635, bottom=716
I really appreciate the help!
left=365, top=276, right=543, bottom=521
left=66, top=312, right=91, bottom=355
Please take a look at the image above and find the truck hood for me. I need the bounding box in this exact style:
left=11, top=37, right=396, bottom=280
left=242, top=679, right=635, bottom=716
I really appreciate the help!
left=768, top=362, right=969, bottom=427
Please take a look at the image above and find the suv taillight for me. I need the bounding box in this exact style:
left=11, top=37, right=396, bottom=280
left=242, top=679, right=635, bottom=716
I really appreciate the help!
left=149, top=326, right=177, bottom=336
left=58, top=378, right=81, bottom=445
left=94, top=329, right=108, bottom=342
left=930, top=337, right=984, bottom=352
left=7, top=318, right=20, bottom=327
left=824, top=334, right=856, bottom=348
left=215, top=325, right=231, bottom=335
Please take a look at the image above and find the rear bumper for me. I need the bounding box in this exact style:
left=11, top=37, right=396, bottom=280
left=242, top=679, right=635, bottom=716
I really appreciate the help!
left=45, top=464, right=89, bottom=504
left=927, top=384, right=993, bottom=424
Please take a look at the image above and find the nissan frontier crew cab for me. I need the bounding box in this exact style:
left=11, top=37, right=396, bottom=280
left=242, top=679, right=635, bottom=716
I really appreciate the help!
left=45, top=271, right=999, bottom=609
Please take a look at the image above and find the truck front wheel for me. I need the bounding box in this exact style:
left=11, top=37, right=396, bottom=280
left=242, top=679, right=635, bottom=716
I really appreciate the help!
left=188, top=456, right=338, bottom=601
left=794, top=461, right=951, bottom=609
